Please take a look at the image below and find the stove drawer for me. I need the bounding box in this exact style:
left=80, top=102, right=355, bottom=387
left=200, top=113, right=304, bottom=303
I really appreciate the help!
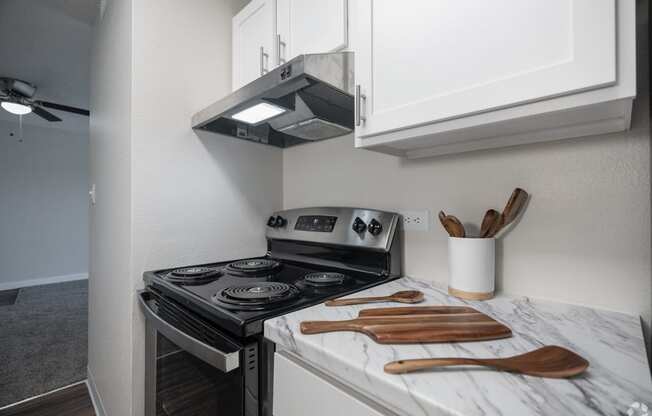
left=273, top=352, right=395, bottom=416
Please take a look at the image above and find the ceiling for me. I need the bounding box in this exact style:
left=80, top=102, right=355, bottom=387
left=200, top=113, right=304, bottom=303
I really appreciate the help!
left=0, top=0, right=97, bottom=132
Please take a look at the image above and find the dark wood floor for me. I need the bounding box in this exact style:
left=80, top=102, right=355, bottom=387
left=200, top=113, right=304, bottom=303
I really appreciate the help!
left=0, top=382, right=95, bottom=416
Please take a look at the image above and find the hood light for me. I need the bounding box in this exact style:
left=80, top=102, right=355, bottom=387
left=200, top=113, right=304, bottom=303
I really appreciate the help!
left=231, top=102, right=286, bottom=124
left=1, top=101, right=32, bottom=115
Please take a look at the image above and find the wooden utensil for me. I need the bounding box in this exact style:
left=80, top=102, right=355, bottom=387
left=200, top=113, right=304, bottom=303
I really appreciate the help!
left=384, top=345, right=589, bottom=378
left=438, top=211, right=466, bottom=238
left=479, top=209, right=500, bottom=238
left=300, top=306, right=512, bottom=344
left=357, top=305, right=479, bottom=317
left=488, top=188, right=528, bottom=237
left=325, top=290, right=424, bottom=306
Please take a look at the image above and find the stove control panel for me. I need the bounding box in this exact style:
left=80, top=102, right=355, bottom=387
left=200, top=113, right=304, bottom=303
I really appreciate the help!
left=294, top=215, right=337, bottom=232
left=266, top=207, right=399, bottom=252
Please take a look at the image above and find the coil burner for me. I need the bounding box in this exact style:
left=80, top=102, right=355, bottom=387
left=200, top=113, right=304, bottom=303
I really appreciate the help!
left=212, top=282, right=300, bottom=310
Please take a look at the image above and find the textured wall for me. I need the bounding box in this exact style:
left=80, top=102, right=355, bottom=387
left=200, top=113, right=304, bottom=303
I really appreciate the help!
left=89, top=0, right=280, bottom=415
left=87, top=0, right=134, bottom=414
left=129, top=0, right=280, bottom=412
left=284, top=2, right=651, bottom=355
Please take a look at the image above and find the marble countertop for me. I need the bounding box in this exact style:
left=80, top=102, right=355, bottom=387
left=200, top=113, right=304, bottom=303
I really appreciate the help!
left=264, top=277, right=652, bottom=416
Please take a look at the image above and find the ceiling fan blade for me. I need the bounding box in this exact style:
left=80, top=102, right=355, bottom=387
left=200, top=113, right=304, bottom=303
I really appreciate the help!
left=38, top=101, right=90, bottom=116
left=33, top=106, right=62, bottom=122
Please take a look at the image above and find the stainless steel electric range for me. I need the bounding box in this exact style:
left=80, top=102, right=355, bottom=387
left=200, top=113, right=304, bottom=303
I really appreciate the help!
left=139, top=207, right=402, bottom=416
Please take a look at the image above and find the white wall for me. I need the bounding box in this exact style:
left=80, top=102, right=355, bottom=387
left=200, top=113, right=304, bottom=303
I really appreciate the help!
left=284, top=1, right=651, bottom=352
left=88, top=0, right=133, bottom=415
left=130, top=0, right=280, bottom=412
left=0, top=121, right=89, bottom=288
left=89, top=0, right=281, bottom=415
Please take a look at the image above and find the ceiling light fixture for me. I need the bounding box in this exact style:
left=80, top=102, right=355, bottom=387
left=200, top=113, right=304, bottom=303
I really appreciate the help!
left=1, top=101, right=32, bottom=115
left=231, top=102, right=286, bottom=124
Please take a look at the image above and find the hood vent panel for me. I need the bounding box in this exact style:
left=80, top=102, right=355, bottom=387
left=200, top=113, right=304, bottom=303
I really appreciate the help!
left=192, top=52, right=354, bottom=148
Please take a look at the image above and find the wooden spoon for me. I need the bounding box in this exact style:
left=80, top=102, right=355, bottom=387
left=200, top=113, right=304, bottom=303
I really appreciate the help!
left=438, top=211, right=466, bottom=238
left=479, top=209, right=500, bottom=238
left=325, top=290, right=424, bottom=306
left=384, top=345, right=588, bottom=378
left=488, top=188, right=528, bottom=237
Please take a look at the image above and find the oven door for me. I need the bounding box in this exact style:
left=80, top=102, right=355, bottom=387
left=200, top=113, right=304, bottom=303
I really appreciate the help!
left=139, top=290, right=258, bottom=416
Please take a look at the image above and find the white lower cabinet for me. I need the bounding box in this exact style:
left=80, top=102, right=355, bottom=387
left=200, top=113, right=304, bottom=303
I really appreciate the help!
left=273, top=352, right=392, bottom=416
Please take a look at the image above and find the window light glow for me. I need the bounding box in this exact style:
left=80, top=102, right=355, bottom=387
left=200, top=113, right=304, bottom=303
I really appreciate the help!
left=231, top=102, right=286, bottom=124
left=1, top=101, right=32, bottom=115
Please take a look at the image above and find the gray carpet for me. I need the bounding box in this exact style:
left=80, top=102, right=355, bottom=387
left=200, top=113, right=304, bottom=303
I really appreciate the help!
left=0, top=280, right=88, bottom=407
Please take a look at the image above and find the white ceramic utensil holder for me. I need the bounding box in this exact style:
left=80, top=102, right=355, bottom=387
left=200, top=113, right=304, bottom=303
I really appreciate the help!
left=448, top=237, right=495, bottom=300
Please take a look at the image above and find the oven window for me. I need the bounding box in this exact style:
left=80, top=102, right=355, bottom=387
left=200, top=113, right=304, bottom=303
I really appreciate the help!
left=155, top=334, right=243, bottom=415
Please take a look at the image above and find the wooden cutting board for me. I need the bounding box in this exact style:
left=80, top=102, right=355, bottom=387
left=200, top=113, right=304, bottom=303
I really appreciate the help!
left=300, top=306, right=512, bottom=344
left=358, top=306, right=479, bottom=317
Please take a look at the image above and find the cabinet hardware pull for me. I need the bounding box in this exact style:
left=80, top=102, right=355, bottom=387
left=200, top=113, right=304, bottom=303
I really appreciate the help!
left=277, top=35, right=286, bottom=65
left=356, top=85, right=367, bottom=126
left=260, top=46, right=269, bottom=75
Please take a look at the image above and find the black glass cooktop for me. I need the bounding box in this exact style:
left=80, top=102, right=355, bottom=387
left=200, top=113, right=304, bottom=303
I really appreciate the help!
left=144, top=256, right=394, bottom=338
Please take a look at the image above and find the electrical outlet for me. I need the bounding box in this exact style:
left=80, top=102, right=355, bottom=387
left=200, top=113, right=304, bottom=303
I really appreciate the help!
left=399, top=209, right=430, bottom=232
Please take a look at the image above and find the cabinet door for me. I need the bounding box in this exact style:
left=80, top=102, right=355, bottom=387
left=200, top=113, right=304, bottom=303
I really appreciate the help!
left=276, top=0, right=347, bottom=65
left=232, top=0, right=276, bottom=91
left=273, top=352, right=390, bottom=416
left=355, top=0, right=617, bottom=139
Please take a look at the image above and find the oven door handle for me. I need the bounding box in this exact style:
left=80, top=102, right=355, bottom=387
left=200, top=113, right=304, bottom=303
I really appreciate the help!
left=138, top=291, right=240, bottom=372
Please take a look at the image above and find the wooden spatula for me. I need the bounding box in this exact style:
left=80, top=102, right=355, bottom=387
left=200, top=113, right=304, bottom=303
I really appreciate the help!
left=384, top=345, right=589, bottom=378
left=488, top=188, right=528, bottom=237
left=438, top=211, right=466, bottom=238
left=325, top=290, right=424, bottom=306
left=480, top=209, right=500, bottom=238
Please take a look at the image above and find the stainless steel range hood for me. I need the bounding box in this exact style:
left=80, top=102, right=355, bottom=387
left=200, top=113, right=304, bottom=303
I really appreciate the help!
left=192, top=52, right=354, bottom=148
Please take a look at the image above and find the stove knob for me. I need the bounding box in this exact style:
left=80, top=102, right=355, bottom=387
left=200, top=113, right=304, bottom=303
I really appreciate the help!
left=352, top=217, right=367, bottom=233
left=267, top=216, right=277, bottom=227
left=274, top=216, right=287, bottom=227
left=368, top=218, right=383, bottom=236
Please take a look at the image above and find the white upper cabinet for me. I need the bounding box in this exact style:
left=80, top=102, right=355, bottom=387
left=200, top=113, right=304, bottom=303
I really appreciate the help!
left=232, top=0, right=347, bottom=91
left=276, top=0, right=348, bottom=64
left=354, top=0, right=636, bottom=158
left=232, top=0, right=276, bottom=90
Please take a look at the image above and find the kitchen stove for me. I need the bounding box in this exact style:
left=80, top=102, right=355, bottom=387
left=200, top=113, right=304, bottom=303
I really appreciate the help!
left=139, top=207, right=401, bottom=416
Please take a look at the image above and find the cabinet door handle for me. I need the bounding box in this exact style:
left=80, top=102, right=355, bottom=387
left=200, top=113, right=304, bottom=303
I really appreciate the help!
left=356, top=85, right=367, bottom=126
left=260, top=46, right=269, bottom=75
left=277, top=35, right=286, bottom=65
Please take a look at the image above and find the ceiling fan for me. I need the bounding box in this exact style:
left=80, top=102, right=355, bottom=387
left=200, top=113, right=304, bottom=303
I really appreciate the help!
left=0, top=77, right=90, bottom=122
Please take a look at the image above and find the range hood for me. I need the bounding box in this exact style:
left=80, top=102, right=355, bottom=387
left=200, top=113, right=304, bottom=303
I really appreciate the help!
left=192, top=52, right=354, bottom=148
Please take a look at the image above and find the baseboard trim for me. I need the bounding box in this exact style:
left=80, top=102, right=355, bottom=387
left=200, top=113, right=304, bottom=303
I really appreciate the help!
left=87, top=367, right=107, bottom=416
left=0, top=273, right=88, bottom=291
left=0, top=380, right=87, bottom=411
